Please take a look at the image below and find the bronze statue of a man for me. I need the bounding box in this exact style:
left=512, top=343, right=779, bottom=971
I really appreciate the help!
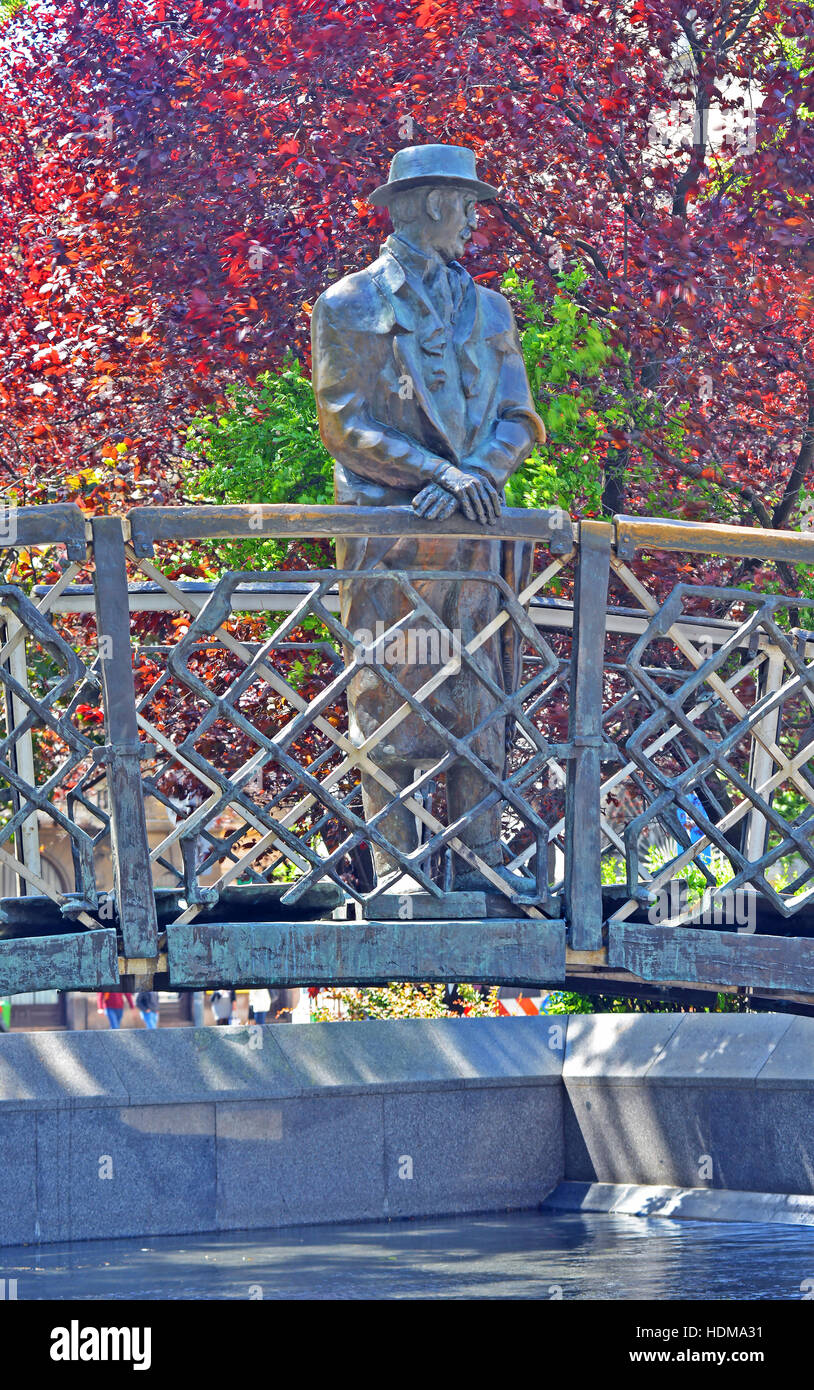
left=311, top=144, right=545, bottom=893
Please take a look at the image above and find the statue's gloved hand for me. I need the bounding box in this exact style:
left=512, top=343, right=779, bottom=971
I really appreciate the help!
left=431, top=465, right=501, bottom=525
left=412, top=482, right=458, bottom=522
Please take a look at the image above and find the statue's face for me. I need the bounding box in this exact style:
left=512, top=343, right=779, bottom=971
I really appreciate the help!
left=423, top=187, right=479, bottom=262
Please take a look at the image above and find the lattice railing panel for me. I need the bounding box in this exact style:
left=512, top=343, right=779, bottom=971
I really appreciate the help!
left=0, top=567, right=113, bottom=924
left=124, top=541, right=575, bottom=923
left=602, top=559, right=814, bottom=924
left=500, top=556, right=577, bottom=892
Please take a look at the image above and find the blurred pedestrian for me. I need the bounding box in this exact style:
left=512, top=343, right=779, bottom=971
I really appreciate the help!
left=136, top=989, right=160, bottom=1029
left=97, top=991, right=134, bottom=1029
left=210, top=989, right=235, bottom=1025
left=248, top=988, right=271, bottom=1026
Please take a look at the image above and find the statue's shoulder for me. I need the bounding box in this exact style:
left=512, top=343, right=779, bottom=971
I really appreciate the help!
left=473, top=280, right=516, bottom=325
left=313, top=257, right=387, bottom=326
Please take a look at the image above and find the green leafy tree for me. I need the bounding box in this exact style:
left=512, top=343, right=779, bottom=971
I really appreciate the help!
left=502, top=267, right=613, bottom=515
left=545, top=990, right=748, bottom=1014
left=183, top=353, right=333, bottom=569
left=310, top=982, right=500, bottom=1021
left=183, top=275, right=691, bottom=538
left=503, top=266, right=691, bottom=518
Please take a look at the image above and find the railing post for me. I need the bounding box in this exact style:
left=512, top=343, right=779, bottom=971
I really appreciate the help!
left=564, top=520, right=613, bottom=950
left=0, top=608, right=42, bottom=892
left=91, top=516, right=158, bottom=958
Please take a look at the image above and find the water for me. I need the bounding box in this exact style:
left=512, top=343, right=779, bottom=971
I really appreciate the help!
left=3, top=1211, right=813, bottom=1299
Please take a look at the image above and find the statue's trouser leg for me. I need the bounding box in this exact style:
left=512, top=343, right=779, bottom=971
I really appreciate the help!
left=360, top=760, right=422, bottom=880
left=447, top=720, right=506, bottom=882
left=447, top=764, right=503, bottom=865
left=357, top=725, right=506, bottom=886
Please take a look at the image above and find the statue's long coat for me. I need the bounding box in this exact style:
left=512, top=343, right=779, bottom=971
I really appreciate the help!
left=311, top=235, right=544, bottom=767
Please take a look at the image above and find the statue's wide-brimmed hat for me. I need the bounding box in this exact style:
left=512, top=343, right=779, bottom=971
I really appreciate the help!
left=368, top=144, right=499, bottom=207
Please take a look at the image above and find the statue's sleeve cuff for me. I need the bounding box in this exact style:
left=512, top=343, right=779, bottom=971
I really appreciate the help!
left=430, top=461, right=457, bottom=488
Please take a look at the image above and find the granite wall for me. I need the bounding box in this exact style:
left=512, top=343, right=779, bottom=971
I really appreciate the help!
left=0, top=1012, right=811, bottom=1245
left=0, top=1016, right=564, bottom=1244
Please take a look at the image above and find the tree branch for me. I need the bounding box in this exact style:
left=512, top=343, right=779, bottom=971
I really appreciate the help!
left=771, top=378, right=814, bottom=529
left=494, top=200, right=611, bottom=287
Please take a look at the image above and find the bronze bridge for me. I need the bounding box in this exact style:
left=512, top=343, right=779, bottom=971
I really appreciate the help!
left=0, top=502, right=812, bottom=1007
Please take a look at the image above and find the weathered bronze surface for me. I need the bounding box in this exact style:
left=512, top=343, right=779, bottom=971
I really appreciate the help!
left=311, top=144, right=545, bottom=890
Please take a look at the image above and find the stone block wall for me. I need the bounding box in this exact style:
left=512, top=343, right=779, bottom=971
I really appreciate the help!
left=0, top=1012, right=811, bottom=1245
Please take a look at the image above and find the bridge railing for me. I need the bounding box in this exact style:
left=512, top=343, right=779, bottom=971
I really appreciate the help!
left=0, top=502, right=811, bottom=1000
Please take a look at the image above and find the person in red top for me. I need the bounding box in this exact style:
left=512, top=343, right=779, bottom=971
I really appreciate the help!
left=97, top=991, right=134, bottom=1029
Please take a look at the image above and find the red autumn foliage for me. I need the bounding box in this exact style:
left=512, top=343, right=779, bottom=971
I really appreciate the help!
left=0, top=0, right=811, bottom=542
